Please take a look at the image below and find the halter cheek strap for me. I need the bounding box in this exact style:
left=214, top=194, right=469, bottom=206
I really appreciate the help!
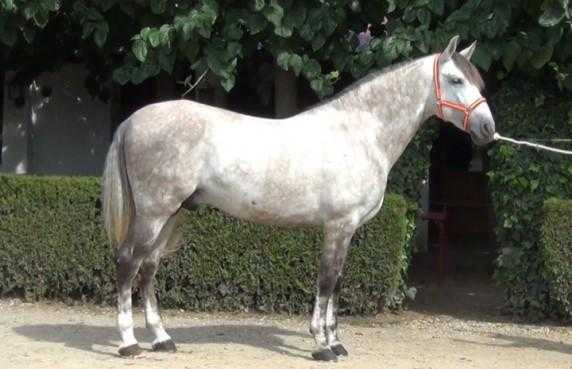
left=433, top=54, right=487, bottom=132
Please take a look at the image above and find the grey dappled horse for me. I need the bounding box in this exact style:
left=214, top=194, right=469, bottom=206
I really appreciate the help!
left=102, top=36, right=495, bottom=361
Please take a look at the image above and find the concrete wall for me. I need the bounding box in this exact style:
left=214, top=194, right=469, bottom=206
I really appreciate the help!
left=1, top=64, right=112, bottom=176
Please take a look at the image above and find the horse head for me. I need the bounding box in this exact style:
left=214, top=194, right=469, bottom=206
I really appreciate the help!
left=434, top=36, right=496, bottom=146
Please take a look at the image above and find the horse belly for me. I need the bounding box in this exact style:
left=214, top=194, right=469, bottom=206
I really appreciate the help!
left=197, top=177, right=325, bottom=226
left=197, top=119, right=377, bottom=226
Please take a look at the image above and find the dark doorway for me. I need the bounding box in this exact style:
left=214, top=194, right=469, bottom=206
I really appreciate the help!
left=428, top=125, right=495, bottom=245
left=415, top=124, right=496, bottom=276
left=0, top=71, right=3, bottom=165
left=408, top=124, right=501, bottom=317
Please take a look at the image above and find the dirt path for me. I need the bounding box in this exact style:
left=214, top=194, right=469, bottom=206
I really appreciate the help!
left=1, top=297, right=570, bottom=369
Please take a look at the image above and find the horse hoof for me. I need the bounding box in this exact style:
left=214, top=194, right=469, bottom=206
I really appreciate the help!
left=331, top=343, right=349, bottom=356
left=152, top=339, right=177, bottom=352
left=312, top=348, right=338, bottom=362
left=118, top=344, right=142, bottom=357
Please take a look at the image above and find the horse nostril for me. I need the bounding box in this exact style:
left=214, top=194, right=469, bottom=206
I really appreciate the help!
left=482, top=123, right=494, bottom=137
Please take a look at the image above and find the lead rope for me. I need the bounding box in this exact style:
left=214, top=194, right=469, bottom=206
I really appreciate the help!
left=494, top=133, right=572, bottom=156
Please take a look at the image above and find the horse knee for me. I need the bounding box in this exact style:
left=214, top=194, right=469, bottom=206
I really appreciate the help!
left=116, top=248, right=144, bottom=285
left=318, top=274, right=338, bottom=296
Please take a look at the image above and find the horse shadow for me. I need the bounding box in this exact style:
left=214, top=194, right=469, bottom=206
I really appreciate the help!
left=13, top=322, right=312, bottom=360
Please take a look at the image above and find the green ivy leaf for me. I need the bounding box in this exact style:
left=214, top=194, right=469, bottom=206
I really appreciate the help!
left=158, top=51, right=176, bottom=73
left=245, top=13, right=266, bottom=34
left=472, top=44, right=493, bottom=70
left=263, top=0, right=284, bottom=29
left=310, top=78, right=324, bottom=95
left=538, top=2, right=566, bottom=27
left=429, top=0, right=445, bottom=15
left=132, top=39, right=148, bottom=62
left=150, top=0, right=166, bottom=14
left=417, top=8, right=431, bottom=25
left=159, top=25, right=171, bottom=46
left=253, top=0, right=265, bottom=12
left=21, top=25, right=36, bottom=43
left=311, top=34, right=326, bottom=51
left=446, top=0, right=480, bottom=23
left=302, top=57, right=321, bottom=79
left=1, top=0, right=15, bottom=11
left=93, top=23, right=109, bottom=48
left=148, top=29, right=161, bottom=47
left=140, top=27, right=152, bottom=40
left=33, top=8, right=49, bottom=28
left=221, top=74, right=236, bottom=92
left=289, top=54, right=303, bottom=76
left=530, top=46, right=554, bottom=69
left=288, top=3, right=307, bottom=28
left=276, top=51, right=290, bottom=70
left=0, top=26, right=17, bottom=46
left=131, top=63, right=160, bottom=84
left=502, top=41, right=521, bottom=71
left=113, top=65, right=133, bottom=85
left=277, top=51, right=303, bottom=76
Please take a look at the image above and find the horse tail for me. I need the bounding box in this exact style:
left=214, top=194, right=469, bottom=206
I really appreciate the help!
left=102, top=124, right=133, bottom=249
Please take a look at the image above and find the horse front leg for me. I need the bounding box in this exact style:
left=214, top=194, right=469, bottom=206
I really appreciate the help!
left=310, top=224, right=353, bottom=361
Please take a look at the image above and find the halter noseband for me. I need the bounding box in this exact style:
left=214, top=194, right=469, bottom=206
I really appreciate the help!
left=433, top=54, right=486, bottom=132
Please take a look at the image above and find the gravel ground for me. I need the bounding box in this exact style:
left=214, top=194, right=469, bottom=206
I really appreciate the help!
left=1, top=296, right=570, bottom=369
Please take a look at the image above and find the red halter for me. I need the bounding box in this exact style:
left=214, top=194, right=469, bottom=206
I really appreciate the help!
left=433, top=54, right=486, bottom=132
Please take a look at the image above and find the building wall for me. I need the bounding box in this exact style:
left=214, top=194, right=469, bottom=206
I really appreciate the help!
left=1, top=64, right=111, bottom=176
left=1, top=73, right=28, bottom=174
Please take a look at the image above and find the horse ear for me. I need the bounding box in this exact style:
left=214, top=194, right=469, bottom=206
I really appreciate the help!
left=460, top=41, right=477, bottom=60
left=440, top=35, right=460, bottom=62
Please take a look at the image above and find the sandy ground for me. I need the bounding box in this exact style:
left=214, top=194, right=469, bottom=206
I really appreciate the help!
left=1, top=293, right=570, bottom=369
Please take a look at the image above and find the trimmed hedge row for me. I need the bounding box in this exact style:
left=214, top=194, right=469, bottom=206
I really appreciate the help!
left=0, top=174, right=411, bottom=314
left=539, top=199, right=572, bottom=320
left=488, top=78, right=572, bottom=319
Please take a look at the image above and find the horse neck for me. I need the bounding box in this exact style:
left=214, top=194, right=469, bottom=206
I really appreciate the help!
left=331, top=55, right=435, bottom=167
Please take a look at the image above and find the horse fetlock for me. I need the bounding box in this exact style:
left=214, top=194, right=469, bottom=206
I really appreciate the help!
left=325, top=325, right=339, bottom=343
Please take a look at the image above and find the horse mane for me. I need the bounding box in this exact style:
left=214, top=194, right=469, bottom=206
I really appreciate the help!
left=305, top=58, right=420, bottom=111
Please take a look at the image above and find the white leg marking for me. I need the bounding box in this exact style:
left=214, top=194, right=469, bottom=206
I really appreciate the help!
left=145, top=297, right=172, bottom=344
left=118, top=310, right=138, bottom=348
left=310, top=295, right=329, bottom=348
left=325, top=296, right=341, bottom=345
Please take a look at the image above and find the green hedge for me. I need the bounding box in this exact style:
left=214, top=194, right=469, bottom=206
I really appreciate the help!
left=0, top=174, right=411, bottom=314
left=488, top=78, right=572, bottom=318
left=539, top=198, right=572, bottom=320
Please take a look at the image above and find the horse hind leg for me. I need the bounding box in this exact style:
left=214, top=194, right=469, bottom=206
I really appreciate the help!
left=139, top=211, right=184, bottom=352
left=326, top=280, right=348, bottom=356
left=116, top=213, right=172, bottom=356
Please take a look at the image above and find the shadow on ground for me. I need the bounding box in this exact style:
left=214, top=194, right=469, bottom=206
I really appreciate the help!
left=13, top=323, right=311, bottom=359
left=454, top=333, right=572, bottom=356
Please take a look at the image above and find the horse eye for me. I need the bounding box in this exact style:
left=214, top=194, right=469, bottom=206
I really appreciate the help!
left=450, top=77, right=463, bottom=85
